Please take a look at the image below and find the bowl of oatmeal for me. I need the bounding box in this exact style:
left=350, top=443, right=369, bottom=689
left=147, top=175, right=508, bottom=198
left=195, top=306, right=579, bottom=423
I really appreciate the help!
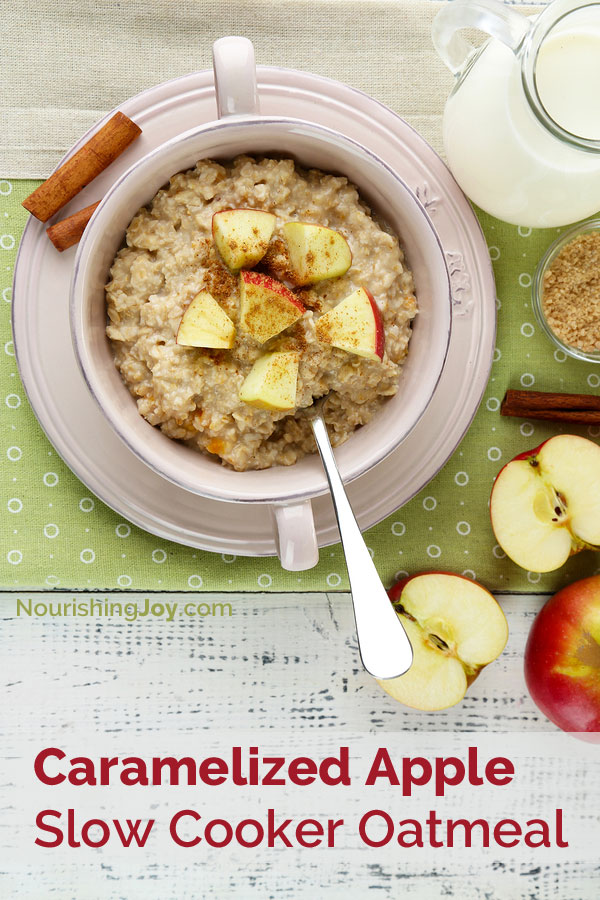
left=71, top=39, right=451, bottom=569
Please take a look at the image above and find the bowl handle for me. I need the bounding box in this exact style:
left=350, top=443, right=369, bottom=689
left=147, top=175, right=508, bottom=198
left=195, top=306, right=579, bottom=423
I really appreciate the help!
left=212, top=36, right=260, bottom=118
left=271, top=501, right=319, bottom=572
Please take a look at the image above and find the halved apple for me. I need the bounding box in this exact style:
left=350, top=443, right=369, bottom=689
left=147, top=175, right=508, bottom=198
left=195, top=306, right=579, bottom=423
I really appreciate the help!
left=490, top=435, right=600, bottom=573
left=239, top=270, right=306, bottom=343
left=212, top=208, right=276, bottom=271
left=239, top=350, right=300, bottom=411
left=377, top=573, right=508, bottom=710
left=176, top=290, right=235, bottom=349
left=283, top=222, right=351, bottom=284
left=315, top=287, right=384, bottom=361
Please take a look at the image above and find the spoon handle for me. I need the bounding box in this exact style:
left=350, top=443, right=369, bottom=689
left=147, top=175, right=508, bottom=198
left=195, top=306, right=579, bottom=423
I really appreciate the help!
left=311, top=414, right=413, bottom=679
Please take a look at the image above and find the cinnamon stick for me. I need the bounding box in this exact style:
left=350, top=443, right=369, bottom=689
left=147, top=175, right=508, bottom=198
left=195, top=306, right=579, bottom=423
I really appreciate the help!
left=46, top=201, right=100, bottom=252
left=501, top=390, right=600, bottom=424
left=22, top=112, right=141, bottom=222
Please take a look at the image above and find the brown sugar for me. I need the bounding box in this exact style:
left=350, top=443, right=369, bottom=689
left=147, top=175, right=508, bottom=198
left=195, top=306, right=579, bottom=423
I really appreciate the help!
left=201, top=246, right=238, bottom=305
left=261, top=236, right=295, bottom=283
left=542, top=231, right=600, bottom=351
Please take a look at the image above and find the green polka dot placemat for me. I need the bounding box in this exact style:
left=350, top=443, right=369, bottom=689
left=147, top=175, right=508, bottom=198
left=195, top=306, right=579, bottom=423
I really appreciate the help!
left=2, top=180, right=599, bottom=592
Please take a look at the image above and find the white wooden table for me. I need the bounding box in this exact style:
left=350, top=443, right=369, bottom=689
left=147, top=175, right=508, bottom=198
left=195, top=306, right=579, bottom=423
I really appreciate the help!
left=3, top=590, right=599, bottom=899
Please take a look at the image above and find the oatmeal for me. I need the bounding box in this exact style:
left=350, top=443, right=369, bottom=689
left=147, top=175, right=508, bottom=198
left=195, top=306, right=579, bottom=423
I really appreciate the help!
left=105, top=156, right=417, bottom=471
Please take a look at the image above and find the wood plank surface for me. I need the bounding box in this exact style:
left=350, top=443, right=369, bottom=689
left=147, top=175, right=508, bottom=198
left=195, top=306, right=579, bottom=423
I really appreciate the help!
left=3, top=591, right=546, bottom=734
left=2, top=591, right=599, bottom=899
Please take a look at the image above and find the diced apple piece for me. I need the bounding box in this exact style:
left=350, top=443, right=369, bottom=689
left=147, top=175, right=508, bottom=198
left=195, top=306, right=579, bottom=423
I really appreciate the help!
left=176, top=290, right=235, bottom=349
left=315, top=287, right=384, bottom=361
left=283, top=222, right=352, bottom=284
left=378, top=573, right=508, bottom=711
left=212, top=208, right=276, bottom=271
left=239, top=351, right=300, bottom=411
left=239, top=270, right=305, bottom=344
left=490, top=435, right=600, bottom=573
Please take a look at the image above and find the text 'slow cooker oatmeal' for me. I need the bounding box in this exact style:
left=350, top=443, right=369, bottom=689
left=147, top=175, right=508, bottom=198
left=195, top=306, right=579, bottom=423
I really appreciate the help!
left=105, top=157, right=417, bottom=471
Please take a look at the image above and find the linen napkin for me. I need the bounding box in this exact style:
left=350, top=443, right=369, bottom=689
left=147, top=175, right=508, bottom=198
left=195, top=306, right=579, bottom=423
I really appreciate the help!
left=3, top=0, right=456, bottom=176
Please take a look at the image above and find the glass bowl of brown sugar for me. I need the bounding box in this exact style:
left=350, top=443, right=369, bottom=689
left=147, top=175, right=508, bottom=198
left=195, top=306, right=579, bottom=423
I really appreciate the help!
left=533, top=219, right=600, bottom=363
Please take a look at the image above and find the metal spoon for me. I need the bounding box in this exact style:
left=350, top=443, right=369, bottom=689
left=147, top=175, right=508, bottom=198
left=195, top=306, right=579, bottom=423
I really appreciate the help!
left=310, top=412, right=413, bottom=679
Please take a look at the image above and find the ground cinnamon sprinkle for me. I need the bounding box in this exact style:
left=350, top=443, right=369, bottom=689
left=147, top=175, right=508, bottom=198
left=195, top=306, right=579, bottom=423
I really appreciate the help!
left=201, top=249, right=238, bottom=305
left=261, top=236, right=295, bottom=283
left=542, top=231, right=600, bottom=351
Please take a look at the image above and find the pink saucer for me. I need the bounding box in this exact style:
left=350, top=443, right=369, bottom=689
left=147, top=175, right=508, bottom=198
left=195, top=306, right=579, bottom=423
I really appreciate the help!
left=13, top=66, right=495, bottom=555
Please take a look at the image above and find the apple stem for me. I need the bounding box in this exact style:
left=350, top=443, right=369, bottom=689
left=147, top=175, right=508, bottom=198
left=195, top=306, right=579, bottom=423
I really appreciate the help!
left=390, top=600, right=416, bottom=623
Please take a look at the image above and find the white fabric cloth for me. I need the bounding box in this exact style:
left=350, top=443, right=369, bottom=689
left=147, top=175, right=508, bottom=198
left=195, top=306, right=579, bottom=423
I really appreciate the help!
left=2, top=0, right=541, bottom=178
left=3, top=0, right=455, bottom=176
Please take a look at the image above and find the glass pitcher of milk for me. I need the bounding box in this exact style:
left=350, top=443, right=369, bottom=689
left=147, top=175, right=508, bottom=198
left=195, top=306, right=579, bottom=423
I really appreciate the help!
left=433, top=0, right=600, bottom=226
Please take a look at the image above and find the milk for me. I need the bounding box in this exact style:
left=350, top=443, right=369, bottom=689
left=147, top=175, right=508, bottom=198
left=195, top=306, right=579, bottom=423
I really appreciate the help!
left=443, top=17, right=600, bottom=226
left=535, top=29, right=600, bottom=139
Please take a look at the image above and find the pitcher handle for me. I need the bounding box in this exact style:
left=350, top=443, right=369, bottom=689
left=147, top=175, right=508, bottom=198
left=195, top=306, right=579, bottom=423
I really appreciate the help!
left=212, top=36, right=260, bottom=117
left=432, top=0, right=530, bottom=75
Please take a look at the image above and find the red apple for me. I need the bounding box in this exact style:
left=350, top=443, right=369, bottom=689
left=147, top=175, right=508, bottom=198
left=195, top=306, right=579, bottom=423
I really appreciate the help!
left=524, top=576, right=600, bottom=741
left=490, top=435, right=600, bottom=573
left=315, top=287, right=385, bottom=361
left=239, top=270, right=305, bottom=343
left=378, top=572, right=508, bottom=710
